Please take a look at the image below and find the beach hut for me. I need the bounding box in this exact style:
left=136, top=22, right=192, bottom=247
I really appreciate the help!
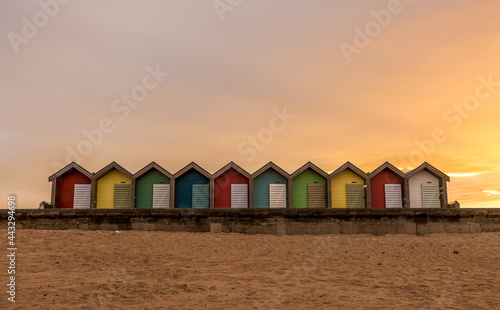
left=212, top=162, right=251, bottom=209
left=93, top=162, right=133, bottom=209
left=291, top=162, right=330, bottom=208
left=252, top=161, right=290, bottom=208
left=368, top=162, right=407, bottom=208
left=48, top=162, right=93, bottom=209
left=173, top=162, right=212, bottom=209
left=330, top=162, right=368, bottom=208
left=407, top=162, right=450, bottom=208
left=133, top=162, right=173, bottom=209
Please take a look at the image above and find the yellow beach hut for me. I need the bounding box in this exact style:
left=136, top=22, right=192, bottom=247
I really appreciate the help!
left=330, top=162, right=368, bottom=208
left=93, top=162, right=133, bottom=209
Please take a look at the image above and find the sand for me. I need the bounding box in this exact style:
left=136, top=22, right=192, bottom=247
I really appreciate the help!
left=1, top=230, right=500, bottom=310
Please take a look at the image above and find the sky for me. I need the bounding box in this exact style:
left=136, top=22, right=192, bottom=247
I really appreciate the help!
left=1, top=0, right=500, bottom=208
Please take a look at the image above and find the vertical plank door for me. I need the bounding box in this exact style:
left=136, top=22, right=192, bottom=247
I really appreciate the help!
left=231, top=184, right=248, bottom=208
left=269, top=184, right=287, bottom=208
left=422, top=184, right=440, bottom=208
left=73, top=184, right=91, bottom=209
left=153, top=184, right=170, bottom=208
left=114, top=184, right=131, bottom=208
left=308, top=184, right=325, bottom=208
left=346, top=184, right=364, bottom=208
left=385, top=184, right=402, bottom=208
left=192, top=184, right=210, bottom=208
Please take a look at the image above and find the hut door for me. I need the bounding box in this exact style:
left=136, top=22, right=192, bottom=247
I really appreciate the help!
left=73, top=184, right=91, bottom=209
left=346, top=184, right=364, bottom=208
left=192, top=184, right=209, bottom=208
left=308, top=184, right=325, bottom=208
left=153, top=184, right=170, bottom=208
left=114, top=184, right=131, bottom=208
left=422, top=184, right=440, bottom=208
left=231, top=184, right=248, bottom=208
left=269, top=184, right=287, bottom=208
left=385, top=184, right=402, bottom=208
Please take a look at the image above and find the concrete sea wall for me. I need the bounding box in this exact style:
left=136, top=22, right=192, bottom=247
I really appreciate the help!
left=1, top=208, right=500, bottom=235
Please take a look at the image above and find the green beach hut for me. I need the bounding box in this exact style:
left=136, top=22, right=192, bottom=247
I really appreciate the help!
left=291, top=162, right=330, bottom=208
left=133, top=162, right=173, bottom=209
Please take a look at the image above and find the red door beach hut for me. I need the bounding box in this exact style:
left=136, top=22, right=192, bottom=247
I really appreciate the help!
left=133, top=162, right=173, bottom=209
left=368, top=162, right=407, bottom=208
left=93, top=162, right=133, bottom=209
left=407, top=162, right=450, bottom=208
left=174, top=162, right=212, bottom=209
left=291, top=162, right=330, bottom=208
left=49, top=162, right=93, bottom=209
left=330, top=162, right=368, bottom=208
left=212, top=162, right=251, bottom=209
left=252, top=162, right=290, bottom=209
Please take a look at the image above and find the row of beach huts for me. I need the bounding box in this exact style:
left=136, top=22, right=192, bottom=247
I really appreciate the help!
left=48, top=161, right=450, bottom=210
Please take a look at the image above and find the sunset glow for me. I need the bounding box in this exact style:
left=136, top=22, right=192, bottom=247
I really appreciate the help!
left=448, top=173, right=485, bottom=178
left=483, top=190, right=500, bottom=195
left=1, top=1, right=500, bottom=208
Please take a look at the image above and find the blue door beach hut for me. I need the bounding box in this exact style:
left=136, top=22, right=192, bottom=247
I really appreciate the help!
left=173, top=162, right=212, bottom=208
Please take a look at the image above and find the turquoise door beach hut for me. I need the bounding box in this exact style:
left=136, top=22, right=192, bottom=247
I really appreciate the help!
left=174, top=162, right=212, bottom=208
left=252, top=162, right=290, bottom=208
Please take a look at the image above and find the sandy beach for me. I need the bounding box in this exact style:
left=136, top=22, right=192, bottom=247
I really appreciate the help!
left=2, top=229, right=500, bottom=309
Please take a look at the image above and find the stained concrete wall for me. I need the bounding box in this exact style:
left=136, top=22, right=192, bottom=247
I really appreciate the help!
left=1, top=209, right=499, bottom=236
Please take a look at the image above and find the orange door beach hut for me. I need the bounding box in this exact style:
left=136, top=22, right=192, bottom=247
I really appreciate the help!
left=49, top=162, right=93, bottom=209
left=368, top=162, right=407, bottom=208
left=212, top=162, right=251, bottom=209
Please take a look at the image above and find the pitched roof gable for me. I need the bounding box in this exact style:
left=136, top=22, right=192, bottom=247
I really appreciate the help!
left=48, top=161, right=93, bottom=182
left=329, top=161, right=368, bottom=180
left=93, top=161, right=133, bottom=180
left=173, top=161, right=212, bottom=179
left=133, top=161, right=173, bottom=179
left=406, top=162, right=450, bottom=182
left=290, top=161, right=329, bottom=179
left=212, top=161, right=251, bottom=179
left=368, top=161, right=406, bottom=180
